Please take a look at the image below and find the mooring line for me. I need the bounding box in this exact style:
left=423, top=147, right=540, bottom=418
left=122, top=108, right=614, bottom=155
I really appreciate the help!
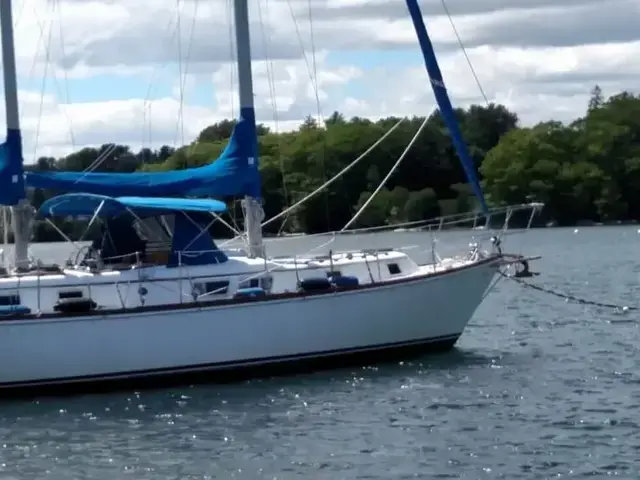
left=499, top=271, right=636, bottom=312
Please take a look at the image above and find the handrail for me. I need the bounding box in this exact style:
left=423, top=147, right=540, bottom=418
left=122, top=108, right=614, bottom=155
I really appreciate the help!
left=8, top=202, right=542, bottom=309
left=221, top=202, right=544, bottom=246
left=53, top=202, right=542, bottom=269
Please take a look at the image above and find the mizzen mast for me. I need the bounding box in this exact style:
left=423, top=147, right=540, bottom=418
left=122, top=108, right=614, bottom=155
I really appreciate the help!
left=233, top=0, right=265, bottom=258
left=0, top=0, right=31, bottom=270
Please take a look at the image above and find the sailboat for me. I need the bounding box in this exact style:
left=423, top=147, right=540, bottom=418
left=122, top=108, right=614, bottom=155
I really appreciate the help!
left=0, top=0, right=540, bottom=396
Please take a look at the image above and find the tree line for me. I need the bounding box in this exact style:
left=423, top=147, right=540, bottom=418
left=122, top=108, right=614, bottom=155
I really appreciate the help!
left=22, top=86, right=640, bottom=242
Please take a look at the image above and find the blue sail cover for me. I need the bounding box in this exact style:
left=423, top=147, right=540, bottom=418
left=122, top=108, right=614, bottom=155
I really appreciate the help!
left=38, top=193, right=228, bottom=218
left=404, top=0, right=489, bottom=215
left=25, top=107, right=261, bottom=199
left=0, top=128, right=27, bottom=205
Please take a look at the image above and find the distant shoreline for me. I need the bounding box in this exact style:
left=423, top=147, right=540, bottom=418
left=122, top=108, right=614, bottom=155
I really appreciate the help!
left=10, top=219, right=639, bottom=245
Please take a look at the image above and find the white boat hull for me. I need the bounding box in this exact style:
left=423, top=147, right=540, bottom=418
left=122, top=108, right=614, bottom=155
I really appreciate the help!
left=0, top=256, right=499, bottom=395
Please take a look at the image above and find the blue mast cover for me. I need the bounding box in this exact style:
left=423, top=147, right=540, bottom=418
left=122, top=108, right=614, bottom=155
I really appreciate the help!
left=25, top=108, right=262, bottom=200
left=403, top=0, right=489, bottom=215
left=0, top=128, right=26, bottom=205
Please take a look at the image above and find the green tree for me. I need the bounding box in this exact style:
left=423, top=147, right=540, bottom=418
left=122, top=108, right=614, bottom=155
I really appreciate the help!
left=28, top=89, right=640, bottom=241
left=588, top=84, right=604, bottom=112
left=404, top=188, right=440, bottom=221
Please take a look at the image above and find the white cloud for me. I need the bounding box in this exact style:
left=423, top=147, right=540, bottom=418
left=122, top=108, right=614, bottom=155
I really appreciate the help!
left=0, top=0, right=634, bottom=161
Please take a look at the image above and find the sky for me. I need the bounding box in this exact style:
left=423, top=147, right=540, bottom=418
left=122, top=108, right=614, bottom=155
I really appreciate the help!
left=4, top=0, right=640, bottom=160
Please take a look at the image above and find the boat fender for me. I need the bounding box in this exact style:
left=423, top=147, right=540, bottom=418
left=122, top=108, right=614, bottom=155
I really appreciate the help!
left=298, top=277, right=333, bottom=292
left=54, top=297, right=98, bottom=314
left=330, top=275, right=359, bottom=289
left=234, top=287, right=266, bottom=299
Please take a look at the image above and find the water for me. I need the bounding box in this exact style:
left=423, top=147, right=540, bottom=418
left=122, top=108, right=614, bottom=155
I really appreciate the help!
left=1, top=227, right=639, bottom=479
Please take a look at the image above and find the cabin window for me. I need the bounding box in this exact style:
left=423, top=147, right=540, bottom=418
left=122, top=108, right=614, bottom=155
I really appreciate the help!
left=59, top=290, right=83, bottom=299
left=239, top=278, right=260, bottom=289
left=326, top=270, right=342, bottom=278
left=387, top=263, right=401, bottom=275
left=0, top=294, right=20, bottom=306
left=194, top=280, right=229, bottom=296
left=239, top=276, right=272, bottom=292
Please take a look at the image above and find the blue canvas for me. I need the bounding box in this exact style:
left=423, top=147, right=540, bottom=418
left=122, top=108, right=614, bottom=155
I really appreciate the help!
left=404, top=0, right=489, bottom=214
left=26, top=107, right=261, bottom=200
left=0, top=128, right=26, bottom=205
left=38, top=193, right=227, bottom=218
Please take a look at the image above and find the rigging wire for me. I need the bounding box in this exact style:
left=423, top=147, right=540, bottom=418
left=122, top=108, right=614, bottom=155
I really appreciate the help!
left=23, top=6, right=47, bottom=132
left=218, top=117, right=406, bottom=247
left=262, top=118, right=405, bottom=229
left=285, top=0, right=331, bottom=229
left=175, top=0, right=185, bottom=147
left=80, top=144, right=117, bottom=175
left=54, top=0, right=75, bottom=150
left=53, top=0, right=76, bottom=149
left=284, top=0, right=321, bottom=110
left=14, top=0, right=25, bottom=26
left=174, top=0, right=200, bottom=153
left=141, top=6, right=182, bottom=150
left=306, top=0, right=323, bottom=127
left=256, top=0, right=280, bottom=135
left=226, top=0, right=236, bottom=119
left=29, top=3, right=78, bottom=163
left=342, top=114, right=430, bottom=231
left=440, top=0, right=489, bottom=107
left=32, top=5, right=54, bottom=163
left=305, top=0, right=332, bottom=233
left=256, top=0, right=291, bottom=235
left=441, top=0, right=506, bottom=244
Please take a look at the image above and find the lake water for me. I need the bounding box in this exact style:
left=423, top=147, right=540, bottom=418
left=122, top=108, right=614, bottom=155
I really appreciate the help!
left=0, top=227, right=639, bottom=479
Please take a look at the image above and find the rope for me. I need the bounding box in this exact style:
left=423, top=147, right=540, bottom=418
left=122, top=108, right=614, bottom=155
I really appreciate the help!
left=500, top=272, right=636, bottom=312
left=237, top=117, right=406, bottom=234
left=341, top=114, right=430, bottom=231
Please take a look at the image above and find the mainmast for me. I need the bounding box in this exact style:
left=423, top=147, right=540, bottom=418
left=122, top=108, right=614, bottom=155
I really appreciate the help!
left=233, top=0, right=265, bottom=258
left=0, top=0, right=31, bottom=270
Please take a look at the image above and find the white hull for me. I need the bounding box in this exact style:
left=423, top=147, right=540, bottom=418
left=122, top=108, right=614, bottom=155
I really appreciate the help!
left=0, top=256, right=499, bottom=393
